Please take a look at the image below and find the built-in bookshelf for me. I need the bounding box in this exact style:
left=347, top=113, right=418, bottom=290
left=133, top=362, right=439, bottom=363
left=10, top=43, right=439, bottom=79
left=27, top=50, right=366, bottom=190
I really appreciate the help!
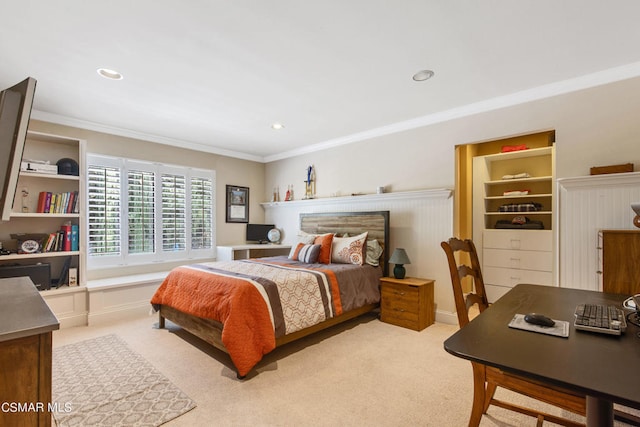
left=0, top=130, right=86, bottom=291
left=472, top=143, right=556, bottom=302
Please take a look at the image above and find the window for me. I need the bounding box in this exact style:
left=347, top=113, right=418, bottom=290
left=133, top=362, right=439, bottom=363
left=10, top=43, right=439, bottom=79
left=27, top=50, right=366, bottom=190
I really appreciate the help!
left=87, top=154, right=215, bottom=268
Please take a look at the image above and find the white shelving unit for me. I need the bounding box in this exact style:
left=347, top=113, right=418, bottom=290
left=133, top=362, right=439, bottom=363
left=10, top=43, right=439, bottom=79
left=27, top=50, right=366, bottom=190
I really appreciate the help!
left=475, top=146, right=554, bottom=231
left=0, top=130, right=86, bottom=290
left=473, top=145, right=556, bottom=302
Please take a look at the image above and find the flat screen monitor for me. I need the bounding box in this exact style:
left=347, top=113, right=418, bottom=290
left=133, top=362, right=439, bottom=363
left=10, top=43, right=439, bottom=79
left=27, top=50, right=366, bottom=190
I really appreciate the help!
left=246, top=223, right=274, bottom=244
left=0, top=77, right=36, bottom=221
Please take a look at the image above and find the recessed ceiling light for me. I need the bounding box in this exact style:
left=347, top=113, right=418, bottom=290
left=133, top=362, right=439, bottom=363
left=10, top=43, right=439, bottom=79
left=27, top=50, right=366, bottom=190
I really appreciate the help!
left=97, top=68, right=123, bottom=80
left=271, top=122, right=284, bottom=130
left=412, top=69, right=435, bottom=82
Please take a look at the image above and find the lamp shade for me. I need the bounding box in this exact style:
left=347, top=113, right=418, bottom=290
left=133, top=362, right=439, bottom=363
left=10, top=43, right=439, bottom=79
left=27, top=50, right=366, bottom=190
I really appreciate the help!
left=389, top=248, right=411, bottom=265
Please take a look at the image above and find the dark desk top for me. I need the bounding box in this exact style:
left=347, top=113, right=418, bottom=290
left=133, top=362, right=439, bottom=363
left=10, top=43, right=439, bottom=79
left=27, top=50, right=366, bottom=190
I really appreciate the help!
left=0, top=276, right=59, bottom=343
left=444, top=284, right=640, bottom=410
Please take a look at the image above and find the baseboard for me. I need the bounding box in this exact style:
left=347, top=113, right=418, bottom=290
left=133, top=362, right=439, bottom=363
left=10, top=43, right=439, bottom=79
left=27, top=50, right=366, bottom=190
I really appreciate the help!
left=56, top=312, right=88, bottom=328
left=435, top=309, right=459, bottom=326
left=88, top=302, right=153, bottom=325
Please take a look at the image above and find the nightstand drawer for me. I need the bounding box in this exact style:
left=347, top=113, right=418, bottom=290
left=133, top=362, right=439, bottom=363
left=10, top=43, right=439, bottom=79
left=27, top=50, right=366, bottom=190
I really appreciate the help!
left=379, top=277, right=434, bottom=331
left=381, top=308, right=420, bottom=330
left=381, top=283, right=420, bottom=309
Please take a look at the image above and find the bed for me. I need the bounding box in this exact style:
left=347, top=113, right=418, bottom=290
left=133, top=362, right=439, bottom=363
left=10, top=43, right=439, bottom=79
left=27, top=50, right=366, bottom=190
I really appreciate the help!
left=151, top=211, right=390, bottom=378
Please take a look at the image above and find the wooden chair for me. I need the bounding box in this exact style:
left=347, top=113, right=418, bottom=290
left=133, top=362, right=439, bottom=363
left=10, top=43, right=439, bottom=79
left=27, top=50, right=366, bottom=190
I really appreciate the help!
left=441, top=237, right=586, bottom=427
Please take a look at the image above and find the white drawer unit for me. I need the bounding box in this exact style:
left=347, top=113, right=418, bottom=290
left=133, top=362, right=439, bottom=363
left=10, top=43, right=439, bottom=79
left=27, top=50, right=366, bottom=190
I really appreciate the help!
left=484, top=268, right=554, bottom=302
left=482, top=229, right=553, bottom=302
left=483, top=248, right=552, bottom=272
left=483, top=229, right=552, bottom=251
left=483, top=266, right=553, bottom=288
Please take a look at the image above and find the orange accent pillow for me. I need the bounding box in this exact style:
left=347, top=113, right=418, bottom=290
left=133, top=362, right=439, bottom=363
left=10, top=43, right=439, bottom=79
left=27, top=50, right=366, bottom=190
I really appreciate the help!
left=314, top=233, right=334, bottom=264
left=291, top=242, right=305, bottom=260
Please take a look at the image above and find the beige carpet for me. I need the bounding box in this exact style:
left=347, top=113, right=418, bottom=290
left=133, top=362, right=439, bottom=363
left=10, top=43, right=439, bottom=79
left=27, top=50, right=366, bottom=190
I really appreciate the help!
left=52, top=312, right=637, bottom=427
left=52, top=334, right=196, bottom=426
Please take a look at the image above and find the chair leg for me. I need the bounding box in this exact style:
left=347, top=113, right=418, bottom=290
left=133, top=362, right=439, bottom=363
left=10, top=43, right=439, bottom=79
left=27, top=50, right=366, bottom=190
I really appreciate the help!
left=484, top=381, right=498, bottom=413
left=469, top=363, right=487, bottom=427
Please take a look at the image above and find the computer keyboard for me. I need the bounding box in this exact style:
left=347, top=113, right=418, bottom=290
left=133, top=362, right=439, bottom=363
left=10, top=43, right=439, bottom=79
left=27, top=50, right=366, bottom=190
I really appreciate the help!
left=574, top=304, right=627, bottom=335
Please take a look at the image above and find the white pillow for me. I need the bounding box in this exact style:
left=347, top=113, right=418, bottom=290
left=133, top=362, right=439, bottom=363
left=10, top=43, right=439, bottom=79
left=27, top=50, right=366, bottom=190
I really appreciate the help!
left=331, top=232, right=368, bottom=265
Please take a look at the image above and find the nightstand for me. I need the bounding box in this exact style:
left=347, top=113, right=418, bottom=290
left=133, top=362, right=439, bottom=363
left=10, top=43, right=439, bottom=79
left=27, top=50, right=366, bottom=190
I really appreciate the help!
left=380, top=277, right=435, bottom=331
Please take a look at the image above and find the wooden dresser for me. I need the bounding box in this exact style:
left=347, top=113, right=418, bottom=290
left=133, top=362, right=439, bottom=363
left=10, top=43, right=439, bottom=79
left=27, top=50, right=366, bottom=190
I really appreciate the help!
left=600, top=229, right=640, bottom=295
left=0, top=276, right=59, bottom=427
left=380, top=277, right=434, bottom=331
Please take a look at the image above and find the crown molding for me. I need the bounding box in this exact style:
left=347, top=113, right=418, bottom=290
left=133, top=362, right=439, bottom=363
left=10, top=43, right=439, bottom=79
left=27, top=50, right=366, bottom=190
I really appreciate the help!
left=32, top=61, right=640, bottom=164
left=264, top=61, right=640, bottom=163
left=30, top=110, right=264, bottom=163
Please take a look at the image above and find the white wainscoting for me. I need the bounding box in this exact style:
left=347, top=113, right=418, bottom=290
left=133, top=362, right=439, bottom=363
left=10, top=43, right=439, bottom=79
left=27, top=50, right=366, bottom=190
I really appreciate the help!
left=262, top=189, right=458, bottom=324
left=86, top=272, right=169, bottom=325
left=558, top=172, right=640, bottom=291
left=41, top=286, right=87, bottom=328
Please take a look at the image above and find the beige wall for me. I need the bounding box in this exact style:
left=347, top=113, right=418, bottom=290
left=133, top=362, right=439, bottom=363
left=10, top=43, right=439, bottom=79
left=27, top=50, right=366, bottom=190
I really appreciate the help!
left=266, top=76, right=640, bottom=203
left=265, top=77, right=640, bottom=316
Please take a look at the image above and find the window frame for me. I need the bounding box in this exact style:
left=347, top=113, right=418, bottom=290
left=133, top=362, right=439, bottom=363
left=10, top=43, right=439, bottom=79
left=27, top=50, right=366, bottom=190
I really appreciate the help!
left=87, top=154, right=216, bottom=269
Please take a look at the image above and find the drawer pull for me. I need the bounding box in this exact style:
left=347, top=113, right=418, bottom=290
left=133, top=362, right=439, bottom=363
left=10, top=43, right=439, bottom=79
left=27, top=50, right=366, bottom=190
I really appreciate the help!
left=394, top=291, right=406, bottom=296
left=394, top=308, right=405, bottom=312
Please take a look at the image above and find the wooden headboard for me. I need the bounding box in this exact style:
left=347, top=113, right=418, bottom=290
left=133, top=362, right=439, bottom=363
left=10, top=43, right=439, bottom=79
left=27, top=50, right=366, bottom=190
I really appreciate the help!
left=300, top=211, right=390, bottom=276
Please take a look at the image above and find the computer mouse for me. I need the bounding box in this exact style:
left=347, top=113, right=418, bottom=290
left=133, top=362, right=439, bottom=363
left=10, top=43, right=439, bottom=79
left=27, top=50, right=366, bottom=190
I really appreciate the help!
left=524, top=313, right=555, bottom=327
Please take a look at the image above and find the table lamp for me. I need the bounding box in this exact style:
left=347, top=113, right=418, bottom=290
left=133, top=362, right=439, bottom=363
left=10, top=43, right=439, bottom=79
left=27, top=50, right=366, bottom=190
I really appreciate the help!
left=632, top=202, right=640, bottom=228
left=389, top=248, right=411, bottom=279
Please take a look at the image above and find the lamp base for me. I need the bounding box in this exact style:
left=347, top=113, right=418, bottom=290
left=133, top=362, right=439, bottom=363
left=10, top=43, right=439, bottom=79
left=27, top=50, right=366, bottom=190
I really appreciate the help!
left=393, top=265, right=406, bottom=279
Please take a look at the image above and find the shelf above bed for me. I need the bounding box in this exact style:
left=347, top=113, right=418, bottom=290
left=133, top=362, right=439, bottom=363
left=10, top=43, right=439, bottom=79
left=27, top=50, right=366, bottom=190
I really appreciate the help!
left=261, top=188, right=452, bottom=208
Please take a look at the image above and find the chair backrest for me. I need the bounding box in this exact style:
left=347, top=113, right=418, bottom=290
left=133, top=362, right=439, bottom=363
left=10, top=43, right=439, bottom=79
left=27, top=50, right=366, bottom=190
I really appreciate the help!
left=441, top=237, right=490, bottom=327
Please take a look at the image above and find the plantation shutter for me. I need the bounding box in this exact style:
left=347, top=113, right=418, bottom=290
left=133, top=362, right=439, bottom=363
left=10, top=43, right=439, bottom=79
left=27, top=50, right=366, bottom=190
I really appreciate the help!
left=128, top=170, right=156, bottom=254
left=87, top=154, right=215, bottom=267
left=162, top=173, right=186, bottom=252
left=87, top=165, right=121, bottom=256
left=191, top=177, right=213, bottom=249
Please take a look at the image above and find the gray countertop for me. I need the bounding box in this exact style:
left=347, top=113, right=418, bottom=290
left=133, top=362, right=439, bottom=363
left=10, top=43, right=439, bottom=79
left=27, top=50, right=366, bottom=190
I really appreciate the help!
left=0, top=276, right=59, bottom=342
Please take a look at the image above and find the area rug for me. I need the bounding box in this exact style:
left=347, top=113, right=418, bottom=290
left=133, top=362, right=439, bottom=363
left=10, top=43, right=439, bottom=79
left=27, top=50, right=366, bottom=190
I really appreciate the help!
left=52, top=334, right=196, bottom=426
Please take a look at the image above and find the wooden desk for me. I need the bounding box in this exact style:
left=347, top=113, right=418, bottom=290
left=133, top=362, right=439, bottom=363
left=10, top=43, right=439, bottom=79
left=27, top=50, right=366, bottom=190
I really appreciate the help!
left=216, top=244, right=292, bottom=261
left=444, top=284, right=640, bottom=427
left=0, top=276, right=59, bottom=427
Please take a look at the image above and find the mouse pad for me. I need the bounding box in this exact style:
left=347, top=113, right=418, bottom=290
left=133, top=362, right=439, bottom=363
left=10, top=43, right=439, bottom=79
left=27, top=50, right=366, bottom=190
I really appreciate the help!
left=508, top=314, right=570, bottom=338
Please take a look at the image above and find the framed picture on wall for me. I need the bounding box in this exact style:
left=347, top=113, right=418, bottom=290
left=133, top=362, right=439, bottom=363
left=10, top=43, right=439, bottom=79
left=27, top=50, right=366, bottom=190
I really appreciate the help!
left=226, top=185, right=249, bottom=223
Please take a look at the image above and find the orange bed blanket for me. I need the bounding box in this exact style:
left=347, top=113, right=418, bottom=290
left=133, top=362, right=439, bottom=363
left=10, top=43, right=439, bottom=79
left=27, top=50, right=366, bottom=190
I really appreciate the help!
left=151, top=260, right=341, bottom=377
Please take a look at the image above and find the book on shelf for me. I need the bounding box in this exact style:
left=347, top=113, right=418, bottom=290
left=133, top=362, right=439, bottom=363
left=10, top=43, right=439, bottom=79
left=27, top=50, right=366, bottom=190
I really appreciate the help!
left=36, top=191, right=78, bottom=214
left=41, top=222, right=79, bottom=253
left=61, top=223, right=72, bottom=251
left=71, top=224, right=79, bottom=251
left=44, top=232, right=57, bottom=252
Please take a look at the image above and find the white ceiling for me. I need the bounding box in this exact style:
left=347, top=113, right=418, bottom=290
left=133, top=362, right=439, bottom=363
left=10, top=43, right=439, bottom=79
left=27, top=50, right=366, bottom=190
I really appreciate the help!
left=2, top=1, right=640, bottom=163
